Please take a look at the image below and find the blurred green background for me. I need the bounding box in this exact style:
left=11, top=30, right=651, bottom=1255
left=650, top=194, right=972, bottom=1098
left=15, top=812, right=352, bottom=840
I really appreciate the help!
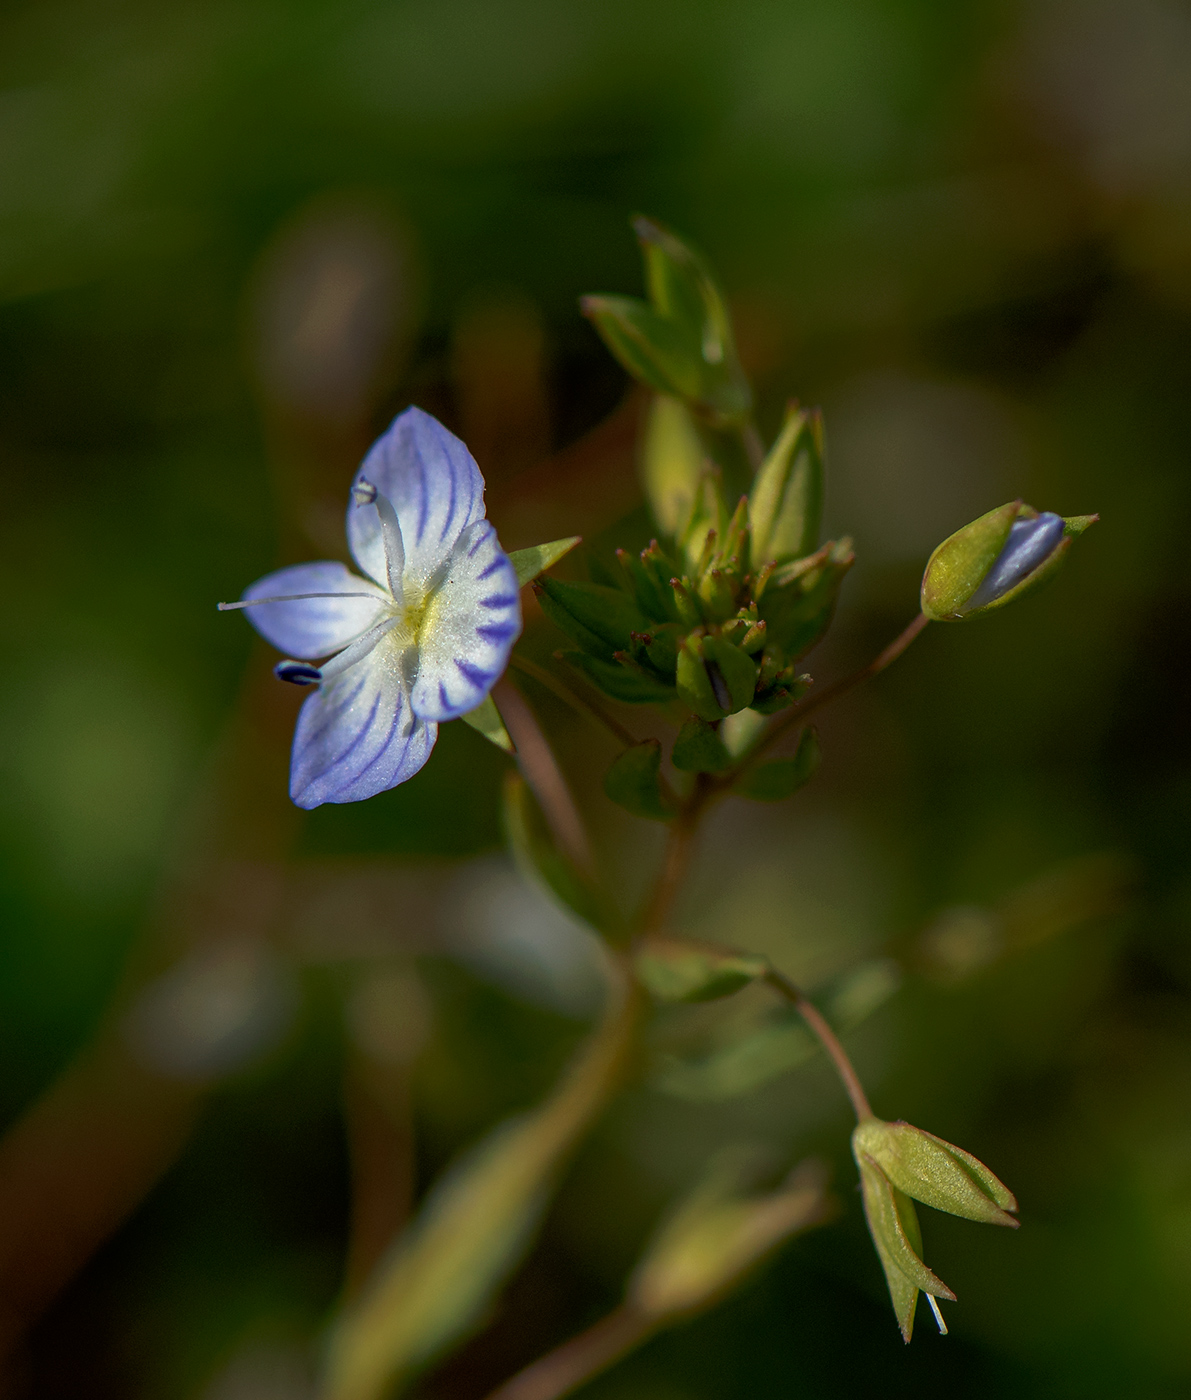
left=1, top=0, right=1189, bottom=1396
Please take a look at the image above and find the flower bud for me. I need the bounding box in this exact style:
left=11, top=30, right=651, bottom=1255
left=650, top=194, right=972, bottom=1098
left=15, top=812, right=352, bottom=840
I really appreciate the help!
left=852, top=1118, right=1018, bottom=1227
left=641, top=395, right=706, bottom=538
left=580, top=294, right=703, bottom=401
left=629, top=1154, right=831, bottom=1321
left=921, top=502, right=1098, bottom=621
left=748, top=403, right=824, bottom=567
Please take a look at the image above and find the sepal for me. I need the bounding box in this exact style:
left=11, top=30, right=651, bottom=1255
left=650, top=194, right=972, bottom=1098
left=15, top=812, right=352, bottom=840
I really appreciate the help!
left=852, top=1119, right=1018, bottom=1227
left=460, top=695, right=514, bottom=754
left=641, top=396, right=706, bottom=538
left=756, top=539, right=854, bottom=660
left=534, top=577, right=649, bottom=660
left=508, top=536, right=581, bottom=587
left=672, top=718, right=734, bottom=773
left=559, top=651, right=676, bottom=704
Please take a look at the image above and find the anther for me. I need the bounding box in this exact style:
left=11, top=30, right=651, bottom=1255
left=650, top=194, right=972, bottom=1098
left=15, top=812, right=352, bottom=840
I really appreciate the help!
left=275, top=661, right=322, bottom=686
left=352, top=477, right=378, bottom=506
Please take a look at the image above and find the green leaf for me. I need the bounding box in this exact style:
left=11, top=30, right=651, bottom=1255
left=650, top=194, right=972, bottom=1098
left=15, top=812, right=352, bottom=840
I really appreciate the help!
left=560, top=651, right=676, bottom=705
left=459, top=695, right=514, bottom=754
left=749, top=403, right=823, bottom=567
left=535, top=576, right=649, bottom=659
left=631, top=216, right=753, bottom=427
left=733, top=728, right=820, bottom=801
left=502, top=772, right=618, bottom=935
left=323, top=979, right=636, bottom=1400
left=672, top=718, right=733, bottom=773
left=580, top=294, right=703, bottom=400
left=508, top=536, right=581, bottom=587
left=641, top=396, right=706, bottom=538
left=604, top=741, right=676, bottom=822
left=635, top=936, right=768, bottom=1003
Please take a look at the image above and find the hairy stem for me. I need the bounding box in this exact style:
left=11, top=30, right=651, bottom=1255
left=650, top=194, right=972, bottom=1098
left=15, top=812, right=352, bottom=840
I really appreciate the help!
left=483, top=1305, right=654, bottom=1400
left=764, top=970, right=872, bottom=1121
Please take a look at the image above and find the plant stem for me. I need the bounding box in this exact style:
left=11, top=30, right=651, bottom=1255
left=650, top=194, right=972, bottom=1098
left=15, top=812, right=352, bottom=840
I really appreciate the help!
left=510, top=654, right=640, bottom=749
left=635, top=778, right=706, bottom=937
left=745, top=611, right=930, bottom=769
left=764, top=969, right=872, bottom=1121
left=482, top=1304, right=654, bottom=1400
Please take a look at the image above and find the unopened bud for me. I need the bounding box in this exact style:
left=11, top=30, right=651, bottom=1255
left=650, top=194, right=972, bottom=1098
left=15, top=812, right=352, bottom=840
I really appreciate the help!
left=921, top=502, right=1098, bottom=621
left=749, top=403, right=824, bottom=567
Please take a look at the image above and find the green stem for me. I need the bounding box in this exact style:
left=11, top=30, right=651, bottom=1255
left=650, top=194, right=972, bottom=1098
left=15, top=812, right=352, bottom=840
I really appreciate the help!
left=482, top=1304, right=654, bottom=1400
left=763, top=970, right=872, bottom=1121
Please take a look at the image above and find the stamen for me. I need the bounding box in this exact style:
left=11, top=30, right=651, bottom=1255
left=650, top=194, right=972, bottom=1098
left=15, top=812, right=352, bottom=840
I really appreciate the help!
left=217, top=593, right=381, bottom=611
left=927, top=1294, right=948, bottom=1335
left=352, top=477, right=378, bottom=506
left=372, top=491, right=406, bottom=601
left=275, top=661, right=322, bottom=686
left=317, top=615, right=401, bottom=682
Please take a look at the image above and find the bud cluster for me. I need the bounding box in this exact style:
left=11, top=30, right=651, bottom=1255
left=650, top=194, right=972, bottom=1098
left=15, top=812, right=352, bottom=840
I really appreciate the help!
left=533, top=404, right=851, bottom=748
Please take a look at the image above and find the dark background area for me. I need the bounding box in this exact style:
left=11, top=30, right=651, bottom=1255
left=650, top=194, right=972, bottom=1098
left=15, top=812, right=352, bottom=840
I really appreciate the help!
left=1, top=0, right=1189, bottom=1397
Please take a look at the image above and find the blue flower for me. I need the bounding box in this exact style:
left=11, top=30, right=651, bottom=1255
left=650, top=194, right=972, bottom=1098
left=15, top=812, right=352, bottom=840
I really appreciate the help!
left=223, top=407, right=521, bottom=809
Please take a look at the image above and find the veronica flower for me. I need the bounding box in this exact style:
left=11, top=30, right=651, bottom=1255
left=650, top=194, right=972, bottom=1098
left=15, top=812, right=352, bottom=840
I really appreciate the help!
left=222, top=407, right=522, bottom=809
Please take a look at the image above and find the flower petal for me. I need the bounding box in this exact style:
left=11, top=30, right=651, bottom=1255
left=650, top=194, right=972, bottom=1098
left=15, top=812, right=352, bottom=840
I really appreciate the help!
left=411, top=520, right=522, bottom=722
left=289, top=641, right=437, bottom=808
left=241, top=562, right=387, bottom=659
left=348, top=407, right=486, bottom=590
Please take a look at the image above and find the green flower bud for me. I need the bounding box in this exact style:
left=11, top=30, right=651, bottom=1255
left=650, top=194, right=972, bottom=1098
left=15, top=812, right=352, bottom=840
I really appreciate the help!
left=852, top=1118, right=1018, bottom=1227
left=676, top=635, right=723, bottom=721
left=749, top=403, right=824, bottom=567
left=629, top=1154, right=830, bottom=1321
left=853, top=1118, right=1019, bottom=1342
left=921, top=502, right=1098, bottom=621
left=640, top=396, right=706, bottom=538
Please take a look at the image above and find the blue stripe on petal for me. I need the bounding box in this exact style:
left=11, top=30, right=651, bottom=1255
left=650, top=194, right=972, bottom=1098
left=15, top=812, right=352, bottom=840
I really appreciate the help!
left=476, top=624, right=517, bottom=644
left=477, top=557, right=504, bottom=580
left=479, top=593, right=518, bottom=610
left=455, top=658, right=495, bottom=688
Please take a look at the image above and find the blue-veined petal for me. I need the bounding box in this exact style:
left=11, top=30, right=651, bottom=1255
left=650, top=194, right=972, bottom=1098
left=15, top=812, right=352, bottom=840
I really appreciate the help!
left=411, top=520, right=522, bottom=722
left=289, top=641, right=437, bottom=809
left=348, top=407, right=485, bottom=590
left=241, top=562, right=387, bottom=659
left=964, top=512, right=1065, bottom=610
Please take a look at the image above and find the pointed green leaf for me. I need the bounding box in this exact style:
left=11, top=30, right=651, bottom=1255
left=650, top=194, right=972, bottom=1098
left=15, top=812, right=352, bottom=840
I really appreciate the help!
left=635, top=936, right=768, bottom=1003
left=604, top=741, right=676, bottom=822
left=733, top=728, right=820, bottom=801
left=459, top=695, right=514, bottom=754
left=509, top=537, right=581, bottom=587
left=758, top=539, right=854, bottom=660
left=672, top=718, right=733, bottom=773
left=535, top=576, right=649, bottom=659
left=580, top=294, right=703, bottom=400
left=559, top=651, right=676, bottom=704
